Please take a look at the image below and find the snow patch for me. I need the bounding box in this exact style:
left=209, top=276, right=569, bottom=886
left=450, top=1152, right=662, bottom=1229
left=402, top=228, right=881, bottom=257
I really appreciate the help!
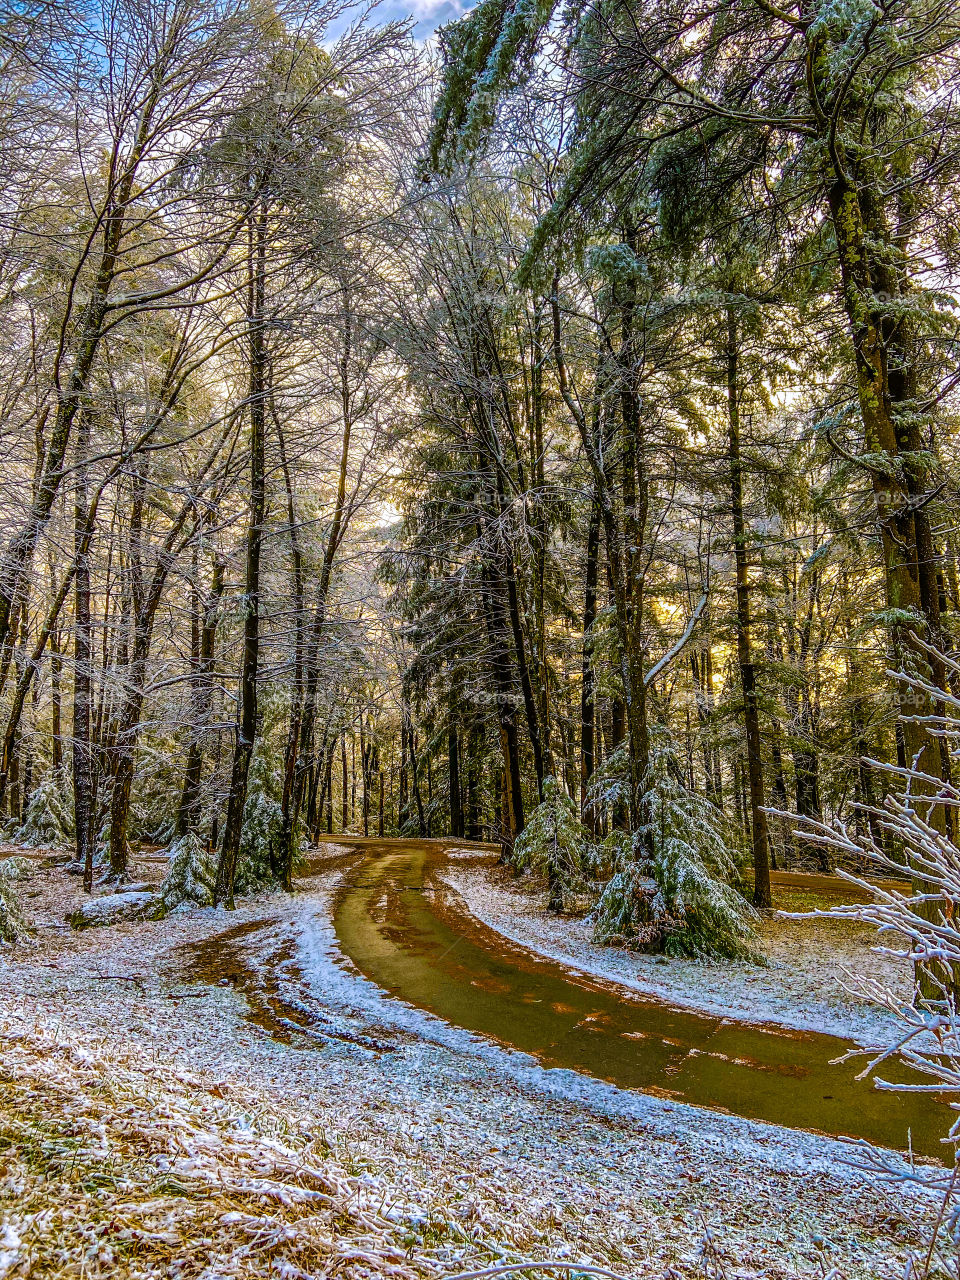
left=68, top=890, right=158, bottom=929
left=0, top=1222, right=21, bottom=1277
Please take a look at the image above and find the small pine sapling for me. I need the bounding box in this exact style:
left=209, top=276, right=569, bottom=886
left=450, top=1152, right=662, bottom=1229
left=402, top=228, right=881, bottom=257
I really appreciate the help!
left=0, top=857, right=30, bottom=942
left=513, top=776, right=594, bottom=911
left=14, top=768, right=75, bottom=848
left=235, top=742, right=285, bottom=894
left=157, top=829, right=217, bottom=913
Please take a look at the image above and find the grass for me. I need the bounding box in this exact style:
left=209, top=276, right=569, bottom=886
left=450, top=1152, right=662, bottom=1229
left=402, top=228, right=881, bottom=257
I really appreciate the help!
left=769, top=885, right=859, bottom=914
left=0, top=1014, right=444, bottom=1279
left=2, top=1000, right=618, bottom=1280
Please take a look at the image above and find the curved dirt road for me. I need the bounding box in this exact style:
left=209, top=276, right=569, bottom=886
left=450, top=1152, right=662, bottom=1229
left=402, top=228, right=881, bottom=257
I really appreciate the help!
left=326, top=837, right=948, bottom=1157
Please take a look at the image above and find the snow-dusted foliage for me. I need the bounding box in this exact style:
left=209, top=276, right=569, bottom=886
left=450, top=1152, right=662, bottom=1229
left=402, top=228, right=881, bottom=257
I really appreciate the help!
left=783, top=660, right=960, bottom=1097
left=235, top=742, right=284, bottom=894
left=778, top=650, right=960, bottom=1260
left=586, top=741, right=632, bottom=818
left=513, top=777, right=594, bottom=909
left=14, top=769, right=74, bottom=848
left=223, top=685, right=305, bottom=894
left=158, top=830, right=216, bottom=913
left=587, top=241, right=646, bottom=285
left=0, top=857, right=29, bottom=943
left=591, top=735, right=756, bottom=958
left=130, top=742, right=180, bottom=846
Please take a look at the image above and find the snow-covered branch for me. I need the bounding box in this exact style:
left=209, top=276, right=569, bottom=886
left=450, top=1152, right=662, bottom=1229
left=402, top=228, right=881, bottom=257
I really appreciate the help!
left=644, top=591, right=708, bottom=687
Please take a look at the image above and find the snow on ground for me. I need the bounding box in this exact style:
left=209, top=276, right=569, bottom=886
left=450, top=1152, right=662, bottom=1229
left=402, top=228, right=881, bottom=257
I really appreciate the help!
left=441, top=855, right=910, bottom=1046
left=0, top=843, right=942, bottom=1279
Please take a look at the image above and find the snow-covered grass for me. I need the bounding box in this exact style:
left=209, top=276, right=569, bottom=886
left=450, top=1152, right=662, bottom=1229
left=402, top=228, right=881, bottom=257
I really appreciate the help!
left=0, top=845, right=939, bottom=1279
left=0, top=1005, right=439, bottom=1280
left=441, top=856, right=910, bottom=1047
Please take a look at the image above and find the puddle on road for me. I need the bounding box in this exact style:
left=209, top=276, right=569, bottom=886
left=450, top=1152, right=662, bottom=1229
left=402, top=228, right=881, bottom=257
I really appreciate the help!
left=177, top=910, right=398, bottom=1055
left=174, top=840, right=951, bottom=1158
left=331, top=841, right=952, bottom=1159
left=178, top=918, right=309, bottom=1044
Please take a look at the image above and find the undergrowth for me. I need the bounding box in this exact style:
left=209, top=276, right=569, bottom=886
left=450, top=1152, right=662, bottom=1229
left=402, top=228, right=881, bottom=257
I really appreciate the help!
left=0, top=1007, right=596, bottom=1280
left=0, top=1015, right=444, bottom=1278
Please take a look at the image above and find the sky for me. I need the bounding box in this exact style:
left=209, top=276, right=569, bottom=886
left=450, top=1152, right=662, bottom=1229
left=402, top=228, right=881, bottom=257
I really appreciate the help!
left=404, top=0, right=467, bottom=37
left=334, top=0, right=469, bottom=40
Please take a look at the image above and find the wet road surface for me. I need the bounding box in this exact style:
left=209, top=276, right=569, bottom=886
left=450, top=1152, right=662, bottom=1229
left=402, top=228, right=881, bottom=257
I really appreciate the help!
left=329, top=838, right=950, bottom=1158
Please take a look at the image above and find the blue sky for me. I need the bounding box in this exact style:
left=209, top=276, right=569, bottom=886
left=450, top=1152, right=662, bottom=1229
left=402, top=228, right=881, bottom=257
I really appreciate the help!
left=333, top=0, right=469, bottom=40
left=403, top=0, right=467, bottom=37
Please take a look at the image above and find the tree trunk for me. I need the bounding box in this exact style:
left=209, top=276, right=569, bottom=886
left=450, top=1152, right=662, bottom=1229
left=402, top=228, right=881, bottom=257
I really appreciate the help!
left=551, top=285, right=647, bottom=826
left=360, top=721, right=372, bottom=837
left=322, top=741, right=334, bottom=836
left=448, top=714, right=463, bottom=838
left=406, top=710, right=427, bottom=836
left=466, top=721, right=483, bottom=840
left=106, top=655, right=150, bottom=877
left=73, top=412, right=96, bottom=887
left=176, top=557, right=223, bottom=839
left=276, top=416, right=306, bottom=887
left=504, top=542, right=547, bottom=795
left=726, top=307, right=773, bottom=908
left=581, top=491, right=600, bottom=831
left=480, top=559, right=525, bottom=853
left=286, top=286, right=357, bottom=850
left=216, top=208, right=268, bottom=908
left=341, top=733, right=349, bottom=831
left=820, top=146, right=940, bottom=799
left=50, top=628, right=63, bottom=772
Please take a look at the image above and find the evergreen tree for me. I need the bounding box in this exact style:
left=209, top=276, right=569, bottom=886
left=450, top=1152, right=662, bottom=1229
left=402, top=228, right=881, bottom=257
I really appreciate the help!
left=513, top=777, right=594, bottom=912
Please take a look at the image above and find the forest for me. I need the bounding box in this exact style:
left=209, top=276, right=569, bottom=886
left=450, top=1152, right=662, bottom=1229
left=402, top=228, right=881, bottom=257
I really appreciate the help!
left=3, top=0, right=960, bottom=1275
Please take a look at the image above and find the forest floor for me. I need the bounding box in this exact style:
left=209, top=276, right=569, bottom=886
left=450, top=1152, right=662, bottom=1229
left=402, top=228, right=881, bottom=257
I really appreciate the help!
left=0, top=841, right=945, bottom=1280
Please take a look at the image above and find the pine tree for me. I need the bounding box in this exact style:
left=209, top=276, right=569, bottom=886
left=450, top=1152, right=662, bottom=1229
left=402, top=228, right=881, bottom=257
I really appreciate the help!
left=158, top=831, right=218, bottom=914
left=593, top=735, right=756, bottom=959
left=15, top=768, right=74, bottom=848
left=513, top=777, right=594, bottom=912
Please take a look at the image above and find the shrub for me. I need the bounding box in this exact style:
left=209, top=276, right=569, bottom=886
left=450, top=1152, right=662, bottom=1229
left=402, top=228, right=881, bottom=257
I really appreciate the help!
left=0, top=857, right=30, bottom=943
left=776, top=647, right=960, bottom=1272
left=14, top=769, right=74, bottom=848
